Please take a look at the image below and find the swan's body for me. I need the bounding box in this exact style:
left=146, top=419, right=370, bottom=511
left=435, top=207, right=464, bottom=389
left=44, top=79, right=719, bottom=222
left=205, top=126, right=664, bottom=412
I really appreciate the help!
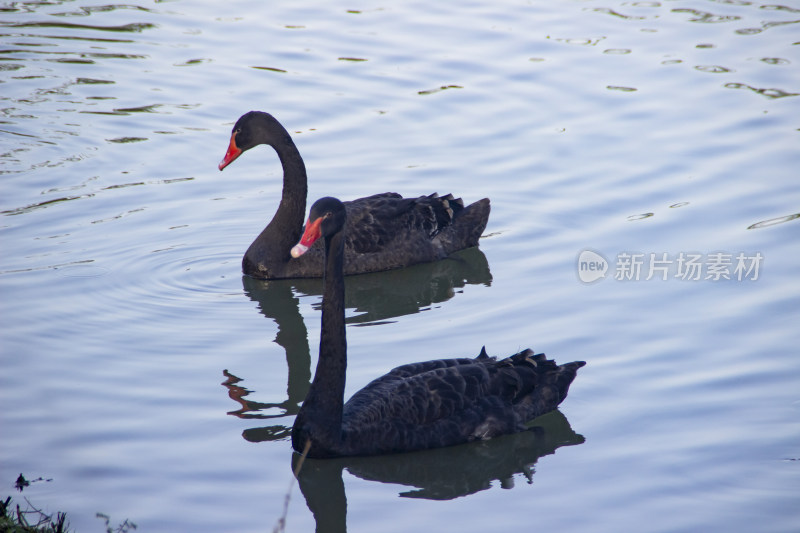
left=291, top=197, right=585, bottom=458
left=219, top=111, right=490, bottom=280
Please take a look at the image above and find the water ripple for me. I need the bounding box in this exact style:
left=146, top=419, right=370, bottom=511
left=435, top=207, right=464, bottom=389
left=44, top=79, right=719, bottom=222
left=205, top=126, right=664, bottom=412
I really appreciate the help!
left=724, top=82, right=799, bottom=99
left=760, top=57, right=790, bottom=65
left=735, top=18, right=800, bottom=35
left=250, top=66, right=287, bottom=73
left=591, top=7, right=647, bottom=20
left=672, top=8, right=741, bottom=23
left=761, top=5, right=800, bottom=14
left=175, top=58, right=211, bottom=67
left=1, top=194, right=95, bottom=216
left=51, top=4, right=155, bottom=17
left=1, top=177, right=193, bottom=216
left=6, top=21, right=157, bottom=33
left=695, top=65, right=733, bottom=73
left=554, top=36, right=606, bottom=46
left=0, top=258, right=95, bottom=276
left=106, top=136, right=148, bottom=143
left=55, top=264, right=111, bottom=278
left=418, top=84, right=463, bottom=95
left=76, top=77, right=114, bottom=85
left=747, top=213, right=800, bottom=230
left=5, top=32, right=134, bottom=43
left=117, top=247, right=242, bottom=305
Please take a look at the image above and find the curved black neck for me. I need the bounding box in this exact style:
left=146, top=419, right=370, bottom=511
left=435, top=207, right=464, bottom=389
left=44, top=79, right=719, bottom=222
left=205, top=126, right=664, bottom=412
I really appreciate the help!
left=262, top=120, right=308, bottom=251
left=294, top=229, right=347, bottom=452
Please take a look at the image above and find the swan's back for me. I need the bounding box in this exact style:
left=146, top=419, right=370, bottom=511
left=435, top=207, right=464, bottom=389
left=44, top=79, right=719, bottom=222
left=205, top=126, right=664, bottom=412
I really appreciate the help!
left=336, top=348, right=585, bottom=457
left=344, top=192, right=488, bottom=256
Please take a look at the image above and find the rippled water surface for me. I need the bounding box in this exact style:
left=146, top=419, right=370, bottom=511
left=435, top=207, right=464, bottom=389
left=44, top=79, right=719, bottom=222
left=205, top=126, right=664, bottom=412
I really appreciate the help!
left=2, top=1, right=799, bottom=532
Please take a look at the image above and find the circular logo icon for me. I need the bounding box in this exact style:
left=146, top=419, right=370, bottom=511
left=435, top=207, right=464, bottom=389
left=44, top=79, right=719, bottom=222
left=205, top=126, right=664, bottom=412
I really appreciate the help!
left=577, top=249, right=608, bottom=283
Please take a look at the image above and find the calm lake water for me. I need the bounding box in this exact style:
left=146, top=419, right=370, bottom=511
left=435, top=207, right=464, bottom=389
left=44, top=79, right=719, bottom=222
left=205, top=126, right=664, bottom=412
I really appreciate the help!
left=2, top=1, right=799, bottom=531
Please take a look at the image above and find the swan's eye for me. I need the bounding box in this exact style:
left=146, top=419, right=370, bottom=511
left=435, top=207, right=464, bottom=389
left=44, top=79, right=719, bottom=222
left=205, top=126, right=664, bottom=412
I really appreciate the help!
left=234, top=128, right=241, bottom=136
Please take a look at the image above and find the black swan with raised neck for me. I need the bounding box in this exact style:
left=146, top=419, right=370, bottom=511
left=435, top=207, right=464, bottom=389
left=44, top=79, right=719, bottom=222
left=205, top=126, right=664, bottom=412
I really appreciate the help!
left=290, top=196, right=585, bottom=458
left=219, top=111, right=491, bottom=280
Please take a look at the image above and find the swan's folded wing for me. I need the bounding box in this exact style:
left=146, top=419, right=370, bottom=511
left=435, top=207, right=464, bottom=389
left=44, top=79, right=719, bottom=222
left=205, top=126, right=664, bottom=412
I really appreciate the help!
left=342, top=349, right=519, bottom=428
left=343, top=193, right=460, bottom=254
left=344, top=347, right=493, bottom=410
left=338, top=349, right=584, bottom=455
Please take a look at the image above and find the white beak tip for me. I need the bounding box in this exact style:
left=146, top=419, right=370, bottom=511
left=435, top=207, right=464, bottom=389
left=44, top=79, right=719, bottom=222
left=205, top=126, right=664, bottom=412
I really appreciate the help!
left=291, top=244, right=308, bottom=258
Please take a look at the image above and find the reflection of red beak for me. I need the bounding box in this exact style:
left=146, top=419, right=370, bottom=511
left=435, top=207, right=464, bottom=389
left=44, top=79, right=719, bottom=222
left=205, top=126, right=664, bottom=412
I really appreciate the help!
left=291, top=216, right=324, bottom=258
left=218, top=132, right=242, bottom=171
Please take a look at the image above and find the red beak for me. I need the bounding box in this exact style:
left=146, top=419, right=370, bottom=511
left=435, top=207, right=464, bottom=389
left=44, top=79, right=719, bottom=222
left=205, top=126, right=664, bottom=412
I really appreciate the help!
left=291, top=216, right=324, bottom=258
left=218, top=132, right=242, bottom=170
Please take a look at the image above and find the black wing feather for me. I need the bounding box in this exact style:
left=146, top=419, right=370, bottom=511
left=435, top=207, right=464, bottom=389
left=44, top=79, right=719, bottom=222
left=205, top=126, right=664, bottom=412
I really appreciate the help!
left=339, top=348, right=585, bottom=456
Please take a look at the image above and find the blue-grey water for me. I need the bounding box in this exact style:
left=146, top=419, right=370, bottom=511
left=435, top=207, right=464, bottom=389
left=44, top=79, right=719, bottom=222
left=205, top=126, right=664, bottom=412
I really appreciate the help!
left=2, top=1, right=799, bottom=532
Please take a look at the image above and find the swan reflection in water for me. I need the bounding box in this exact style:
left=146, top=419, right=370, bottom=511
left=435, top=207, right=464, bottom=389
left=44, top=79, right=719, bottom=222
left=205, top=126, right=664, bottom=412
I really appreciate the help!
left=292, top=410, right=583, bottom=533
left=222, top=247, right=493, bottom=442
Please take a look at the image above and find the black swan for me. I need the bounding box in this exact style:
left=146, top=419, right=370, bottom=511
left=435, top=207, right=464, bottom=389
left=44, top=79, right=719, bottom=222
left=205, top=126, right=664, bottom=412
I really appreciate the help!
left=219, top=111, right=491, bottom=280
left=290, top=196, right=585, bottom=458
